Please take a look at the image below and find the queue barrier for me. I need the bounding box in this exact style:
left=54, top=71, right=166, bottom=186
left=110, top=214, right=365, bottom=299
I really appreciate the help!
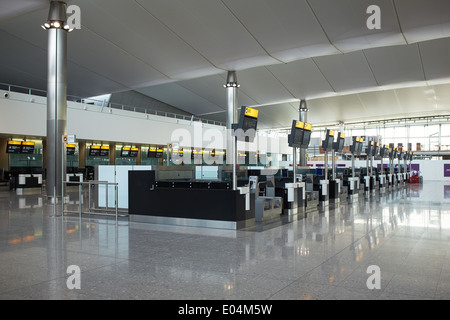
left=63, top=180, right=119, bottom=222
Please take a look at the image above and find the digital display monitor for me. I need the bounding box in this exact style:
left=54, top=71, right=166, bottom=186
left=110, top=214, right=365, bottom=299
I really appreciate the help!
left=20, top=141, right=35, bottom=154
left=89, top=145, right=101, bottom=157
left=233, top=106, right=259, bottom=142
left=350, top=137, right=358, bottom=155
left=66, top=144, right=76, bottom=156
left=333, top=132, right=345, bottom=152
left=357, top=138, right=363, bottom=155
left=121, top=147, right=130, bottom=157
left=301, top=127, right=312, bottom=148
left=148, top=147, right=157, bottom=158
left=372, top=142, right=380, bottom=157
left=390, top=148, right=398, bottom=160
left=322, top=129, right=335, bottom=151
left=129, top=147, right=139, bottom=158
left=156, top=149, right=163, bottom=158
left=288, top=120, right=305, bottom=148
left=366, top=140, right=373, bottom=155
left=100, top=146, right=110, bottom=157
left=398, top=148, right=404, bottom=160
left=242, top=116, right=258, bottom=132
left=379, top=145, right=389, bottom=158
left=6, top=141, right=22, bottom=154
left=350, top=137, right=363, bottom=156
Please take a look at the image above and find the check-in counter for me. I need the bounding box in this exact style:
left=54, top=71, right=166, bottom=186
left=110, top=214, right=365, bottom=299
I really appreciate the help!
left=128, top=168, right=255, bottom=230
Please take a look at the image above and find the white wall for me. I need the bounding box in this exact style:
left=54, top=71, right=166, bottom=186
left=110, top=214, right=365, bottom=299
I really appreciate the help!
left=0, top=91, right=289, bottom=155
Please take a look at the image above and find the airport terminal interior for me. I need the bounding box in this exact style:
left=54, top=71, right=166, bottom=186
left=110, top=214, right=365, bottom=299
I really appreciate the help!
left=1, top=0, right=450, bottom=300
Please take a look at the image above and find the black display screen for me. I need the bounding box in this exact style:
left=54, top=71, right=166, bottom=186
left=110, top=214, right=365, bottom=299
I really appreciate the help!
left=335, top=138, right=345, bottom=152
left=148, top=149, right=157, bottom=158
left=242, top=116, right=258, bottom=132
left=99, top=148, right=109, bottom=157
left=129, top=149, right=138, bottom=158
left=293, top=129, right=304, bottom=146
left=89, top=147, right=101, bottom=157
left=6, top=142, right=22, bottom=154
left=322, top=131, right=334, bottom=151
left=302, top=130, right=312, bottom=148
left=67, top=147, right=76, bottom=155
left=121, top=148, right=130, bottom=157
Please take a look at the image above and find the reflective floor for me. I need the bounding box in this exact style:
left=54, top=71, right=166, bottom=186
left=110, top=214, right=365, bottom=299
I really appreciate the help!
left=1, top=181, right=450, bottom=300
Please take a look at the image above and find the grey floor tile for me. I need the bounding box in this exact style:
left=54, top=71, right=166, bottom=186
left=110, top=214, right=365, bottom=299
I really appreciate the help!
left=1, top=182, right=450, bottom=300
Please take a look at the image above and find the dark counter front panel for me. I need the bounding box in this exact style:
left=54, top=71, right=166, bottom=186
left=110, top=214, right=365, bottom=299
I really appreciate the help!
left=129, top=170, right=254, bottom=224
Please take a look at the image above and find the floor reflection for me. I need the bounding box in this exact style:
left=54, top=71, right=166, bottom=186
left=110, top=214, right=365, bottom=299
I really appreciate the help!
left=1, top=181, right=450, bottom=299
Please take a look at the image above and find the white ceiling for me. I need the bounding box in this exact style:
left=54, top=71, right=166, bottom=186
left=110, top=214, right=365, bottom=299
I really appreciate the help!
left=1, top=0, right=450, bottom=129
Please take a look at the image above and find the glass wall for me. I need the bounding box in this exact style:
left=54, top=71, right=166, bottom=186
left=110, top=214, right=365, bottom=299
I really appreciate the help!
left=9, top=139, right=43, bottom=168
left=86, top=143, right=110, bottom=166
left=311, top=116, right=450, bottom=153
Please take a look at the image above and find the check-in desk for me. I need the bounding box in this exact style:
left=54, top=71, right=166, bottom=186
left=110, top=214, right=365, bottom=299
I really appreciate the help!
left=283, top=182, right=305, bottom=215
left=128, top=167, right=255, bottom=230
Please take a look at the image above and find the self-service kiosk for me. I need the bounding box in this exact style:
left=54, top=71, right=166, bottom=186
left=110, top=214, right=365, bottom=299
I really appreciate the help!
left=371, top=141, right=380, bottom=192
left=397, top=147, right=405, bottom=186
left=285, top=120, right=312, bottom=215
left=379, top=144, right=389, bottom=193
left=389, top=146, right=398, bottom=189
left=363, top=140, right=374, bottom=195
left=346, top=136, right=363, bottom=198
left=316, top=129, right=335, bottom=206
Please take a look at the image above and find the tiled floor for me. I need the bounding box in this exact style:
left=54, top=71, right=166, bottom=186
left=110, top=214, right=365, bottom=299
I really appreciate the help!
left=1, top=181, right=450, bottom=300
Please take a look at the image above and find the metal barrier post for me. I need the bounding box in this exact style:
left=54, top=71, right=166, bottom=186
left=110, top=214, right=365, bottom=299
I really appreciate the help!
left=78, top=182, right=82, bottom=219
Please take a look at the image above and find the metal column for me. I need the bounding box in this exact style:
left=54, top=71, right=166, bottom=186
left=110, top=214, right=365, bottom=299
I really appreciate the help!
left=299, top=100, right=308, bottom=167
left=225, top=71, right=239, bottom=190
left=44, top=1, right=69, bottom=203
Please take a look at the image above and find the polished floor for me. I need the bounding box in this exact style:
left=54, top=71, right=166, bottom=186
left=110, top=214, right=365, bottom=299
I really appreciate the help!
left=1, top=181, right=450, bottom=300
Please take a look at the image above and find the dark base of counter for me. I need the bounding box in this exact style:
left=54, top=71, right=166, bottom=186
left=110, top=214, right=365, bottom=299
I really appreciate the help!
left=128, top=170, right=255, bottom=230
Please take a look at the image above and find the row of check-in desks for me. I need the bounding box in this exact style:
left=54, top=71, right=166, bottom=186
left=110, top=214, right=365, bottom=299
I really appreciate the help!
left=253, top=166, right=415, bottom=220
left=128, top=166, right=417, bottom=230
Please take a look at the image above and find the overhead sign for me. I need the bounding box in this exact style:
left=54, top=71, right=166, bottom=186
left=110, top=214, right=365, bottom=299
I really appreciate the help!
left=63, top=135, right=76, bottom=143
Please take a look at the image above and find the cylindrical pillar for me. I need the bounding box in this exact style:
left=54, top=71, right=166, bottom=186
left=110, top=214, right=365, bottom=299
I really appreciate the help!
left=225, top=71, right=238, bottom=190
left=299, top=100, right=308, bottom=167
left=292, top=147, right=297, bottom=183
left=44, top=1, right=69, bottom=200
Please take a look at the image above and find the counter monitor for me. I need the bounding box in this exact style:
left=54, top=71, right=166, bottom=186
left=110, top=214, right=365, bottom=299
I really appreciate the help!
left=129, top=147, right=139, bottom=158
left=6, top=141, right=22, bottom=154
left=322, top=129, right=335, bottom=151
left=379, top=144, right=389, bottom=158
left=333, top=132, right=345, bottom=153
left=288, top=120, right=305, bottom=148
left=89, top=145, right=101, bottom=157
left=66, top=144, right=76, bottom=155
left=100, top=146, right=110, bottom=157
left=233, top=106, right=259, bottom=142
left=121, top=147, right=130, bottom=157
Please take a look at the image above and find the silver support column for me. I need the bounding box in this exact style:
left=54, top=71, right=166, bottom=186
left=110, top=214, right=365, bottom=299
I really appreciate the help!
left=299, top=100, right=308, bottom=167
left=225, top=71, right=239, bottom=191
left=293, top=147, right=297, bottom=183
left=44, top=1, right=69, bottom=206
